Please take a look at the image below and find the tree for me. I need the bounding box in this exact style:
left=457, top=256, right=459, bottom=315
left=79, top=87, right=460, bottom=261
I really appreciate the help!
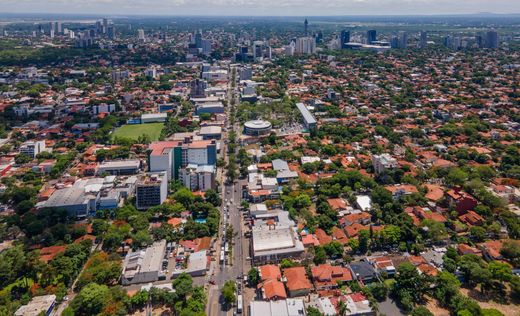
left=307, top=306, right=324, bottom=316
left=247, top=268, right=260, bottom=286
left=488, top=261, right=512, bottom=284
left=392, top=262, right=429, bottom=311
left=469, top=226, right=487, bottom=242
left=221, top=280, right=236, bottom=305
left=313, top=246, right=327, bottom=265
left=411, top=306, right=434, bottom=316
left=71, top=283, right=110, bottom=316
left=445, top=168, right=468, bottom=186
left=14, top=153, right=32, bottom=165
left=172, top=187, right=195, bottom=208
left=172, top=272, right=193, bottom=300
left=435, top=271, right=461, bottom=306
left=500, top=240, right=520, bottom=267
left=368, top=282, right=389, bottom=301
left=481, top=309, right=505, bottom=316
left=337, top=300, right=350, bottom=316
left=205, top=189, right=221, bottom=207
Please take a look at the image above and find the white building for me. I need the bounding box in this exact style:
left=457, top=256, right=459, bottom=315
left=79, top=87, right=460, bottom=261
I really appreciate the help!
left=295, top=37, right=316, bottom=55
left=15, top=294, right=56, bottom=316
left=141, top=113, right=167, bottom=123
left=372, top=154, right=398, bottom=175
left=19, top=140, right=46, bottom=158
left=180, top=164, right=215, bottom=191
left=250, top=299, right=306, bottom=316
left=122, top=240, right=167, bottom=285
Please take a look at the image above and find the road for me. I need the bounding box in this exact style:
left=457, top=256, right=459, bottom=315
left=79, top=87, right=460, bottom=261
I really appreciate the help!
left=207, top=65, right=251, bottom=316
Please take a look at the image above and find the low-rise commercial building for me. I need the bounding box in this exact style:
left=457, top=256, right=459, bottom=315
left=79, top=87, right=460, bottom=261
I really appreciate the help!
left=121, top=240, right=167, bottom=285
left=15, top=294, right=56, bottom=316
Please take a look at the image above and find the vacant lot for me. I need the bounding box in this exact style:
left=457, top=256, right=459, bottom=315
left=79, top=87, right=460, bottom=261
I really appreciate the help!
left=112, top=123, right=164, bottom=141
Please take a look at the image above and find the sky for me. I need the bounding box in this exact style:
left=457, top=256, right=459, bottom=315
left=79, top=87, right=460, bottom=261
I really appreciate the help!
left=1, top=0, right=520, bottom=16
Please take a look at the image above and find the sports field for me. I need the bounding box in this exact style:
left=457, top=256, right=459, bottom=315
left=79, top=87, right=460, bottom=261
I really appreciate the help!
left=112, top=123, right=164, bottom=141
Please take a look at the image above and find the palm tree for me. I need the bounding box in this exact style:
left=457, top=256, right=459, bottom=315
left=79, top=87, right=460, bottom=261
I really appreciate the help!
left=337, top=300, right=350, bottom=316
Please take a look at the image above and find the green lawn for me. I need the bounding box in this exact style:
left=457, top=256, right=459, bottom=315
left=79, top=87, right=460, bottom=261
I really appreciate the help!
left=112, top=123, right=164, bottom=141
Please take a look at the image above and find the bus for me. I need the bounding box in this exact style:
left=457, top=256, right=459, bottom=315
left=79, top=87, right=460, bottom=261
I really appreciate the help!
left=236, top=294, right=243, bottom=314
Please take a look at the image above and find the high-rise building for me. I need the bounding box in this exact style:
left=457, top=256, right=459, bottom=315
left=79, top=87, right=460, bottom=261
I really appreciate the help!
left=107, top=25, right=116, bottom=39
left=190, top=79, right=208, bottom=98
left=390, top=36, right=399, bottom=49
left=295, top=37, right=316, bottom=55
left=486, top=30, right=499, bottom=48
left=135, top=172, right=168, bottom=210
left=195, top=31, right=203, bottom=48
left=366, top=30, right=377, bottom=44
left=102, top=18, right=109, bottom=34
left=340, top=30, right=350, bottom=49
left=137, top=29, right=145, bottom=41
left=398, top=31, right=408, bottom=49
left=304, top=19, right=309, bottom=36
left=201, top=39, right=212, bottom=56
left=56, top=22, right=62, bottom=34
left=419, top=31, right=427, bottom=49
left=253, top=41, right=264, bottom=60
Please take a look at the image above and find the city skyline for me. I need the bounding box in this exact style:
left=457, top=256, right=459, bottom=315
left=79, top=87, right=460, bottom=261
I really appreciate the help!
left=1, top=0, right=520, bottom=16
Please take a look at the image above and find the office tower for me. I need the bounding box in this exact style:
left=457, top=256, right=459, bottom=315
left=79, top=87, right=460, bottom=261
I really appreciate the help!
left=69, top=30, right=75, bottom=39
left=107, top=25, right=115, bottom=39
left=390, top=36, right=399, bottom=49
left=201, top=39, right=212, bottom=55
left=50, top=29, right=55, bottom=38
left=366, top=30, right=377, bottom=44
left=304, top=19, right=308, bottom=36
left=56, top=22, right=62, bottom=34
left=190, top=79, right=208, bottom=98
left=486, top=30, right=498, bottom=48
left=419, top=31, right=427, bottom=48
left=195, top=31, right=203, bottom=48
left=253, top=41, right=264, bottom=60
left=38, top=24, right=43, bottom=34
left=135, top=172, right=168, bottom=210
left=316, top=31, right=323, bottom=44
left=443, top=35, right=452, bottom=48
left=103, top=18, right=108, bottom=34
left=340, top=30, right=350, bottom=49
left=137, top=29, right=145, bottom=41
left=476, top=32, right=484, bottom=48
left=398, top=31, right=408, bottom=49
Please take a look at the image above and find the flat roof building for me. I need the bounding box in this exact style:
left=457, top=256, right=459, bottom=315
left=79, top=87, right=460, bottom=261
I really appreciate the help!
left=252, top=226, right=304, bottom=264
left=244, top=120, right=272, bottom=136
left=136, top=172, right=168, bottom=210
left=296, top=103, right=317, bottom=130
left=15, top=294, right=56, bottom=316
left=250, top=299, right=306, bottom=316
left=98, top=159, right=141, bottom=175
left=122, top=240, right=167, bottom=285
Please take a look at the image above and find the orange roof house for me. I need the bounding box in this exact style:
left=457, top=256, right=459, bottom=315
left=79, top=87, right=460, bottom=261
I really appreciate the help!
left=311, top=264, right=353, bottom=290
left=259, top=264, right=282, bottom=281
left=458, top=210, right=484, bottom=226
left=327, top=198, right=348, bottom=212
left=259, top=279, right=287, bottom=301
left=424, top=184, right=444, bottom=201
left=39, top=245, right=67, bottom=263
left=284, top=267, right=313, bottom=297
left=315, top=228, right=333, bottom=245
